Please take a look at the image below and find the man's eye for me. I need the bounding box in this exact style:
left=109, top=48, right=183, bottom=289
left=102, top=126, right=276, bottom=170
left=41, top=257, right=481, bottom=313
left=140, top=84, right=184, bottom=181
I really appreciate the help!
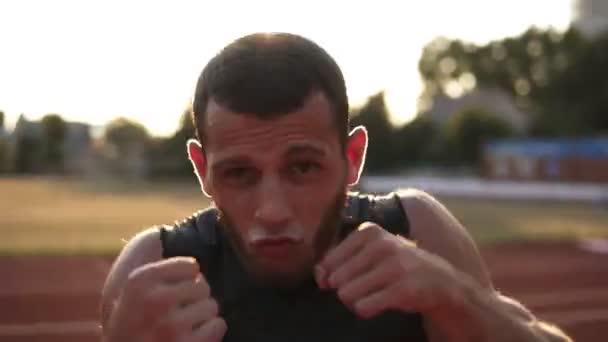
left=224, top=167, right=255, bottom=182
left=292, top=161, right=321, bottom=175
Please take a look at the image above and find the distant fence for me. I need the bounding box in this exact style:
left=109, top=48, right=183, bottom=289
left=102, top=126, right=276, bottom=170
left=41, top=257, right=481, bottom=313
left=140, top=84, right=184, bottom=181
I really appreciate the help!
left=360, top=176, right=608, bottom=203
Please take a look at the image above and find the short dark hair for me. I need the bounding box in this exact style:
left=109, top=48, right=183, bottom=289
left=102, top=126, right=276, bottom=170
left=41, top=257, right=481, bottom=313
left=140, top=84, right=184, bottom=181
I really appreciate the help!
left=192, top=32, right=349, bottom=149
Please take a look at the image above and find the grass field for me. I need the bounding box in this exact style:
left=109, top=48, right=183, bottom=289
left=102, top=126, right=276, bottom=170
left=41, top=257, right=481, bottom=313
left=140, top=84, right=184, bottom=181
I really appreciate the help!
left=1, top=176, right=607, bottom=255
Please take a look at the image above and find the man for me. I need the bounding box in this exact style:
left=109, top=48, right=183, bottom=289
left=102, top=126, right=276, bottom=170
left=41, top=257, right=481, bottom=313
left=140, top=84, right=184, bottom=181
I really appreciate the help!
left=100, top=32, right=572, bottom=342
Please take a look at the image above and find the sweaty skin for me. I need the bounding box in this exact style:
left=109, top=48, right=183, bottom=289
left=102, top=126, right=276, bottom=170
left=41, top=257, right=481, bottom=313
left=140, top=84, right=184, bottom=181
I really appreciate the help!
left=100, top=92, right=572, bottom=342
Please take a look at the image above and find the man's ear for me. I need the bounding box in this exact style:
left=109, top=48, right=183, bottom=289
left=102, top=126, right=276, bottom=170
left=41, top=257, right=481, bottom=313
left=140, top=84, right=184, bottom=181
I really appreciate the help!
left=346, top=125, right=368, bottom=186
left=187, top=139, right=212, bottom=197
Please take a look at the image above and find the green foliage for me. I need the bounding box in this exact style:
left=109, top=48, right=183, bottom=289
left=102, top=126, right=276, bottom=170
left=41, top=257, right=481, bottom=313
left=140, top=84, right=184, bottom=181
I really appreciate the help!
left=14, top=135, right=43, bottom=174
left=418, top=26, right=601, bottom=137
left=0, top=139, right=9, bottom=173
left=104, top=117, right=150, bottom=155
left=41, top=114, right=67, bottom=172
left=0, top=111, right=7, bottom=172
left=533, top=33, right=608, bottom=136
left=146, top=106, right=196, bottom=179
left=445, top=107, right=514, bottom=165
left=419, top=27, right=586, bottom=104
left=393, top=115, right=438, bottom=168
left=350, top=92, right=397, bottom=173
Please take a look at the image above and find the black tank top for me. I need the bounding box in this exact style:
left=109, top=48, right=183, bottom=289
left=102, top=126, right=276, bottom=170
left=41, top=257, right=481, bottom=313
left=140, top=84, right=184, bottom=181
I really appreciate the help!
left=159, top=192, right=428, bottom=342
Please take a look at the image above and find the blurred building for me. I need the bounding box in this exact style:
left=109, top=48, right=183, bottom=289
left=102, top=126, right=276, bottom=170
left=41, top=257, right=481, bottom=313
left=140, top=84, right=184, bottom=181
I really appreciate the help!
left=426, top=87, right=530, bottom=133
left=572, top=0, right=608, bottom=38
left=482, top=137, right=608, bottom=183
left=63, top=122, right=96, bottom=174
left=9, top=115, right=95, bottom=174
left=0, top=125, right=8, bottom=140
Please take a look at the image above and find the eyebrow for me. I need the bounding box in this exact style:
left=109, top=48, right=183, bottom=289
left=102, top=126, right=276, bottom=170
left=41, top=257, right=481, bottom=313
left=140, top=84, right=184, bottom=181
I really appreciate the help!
left=211, top=156, right=252, bottom=172
left=284, top=144, right=327, bottom=158
left=211, top=144, right=328, bottom=172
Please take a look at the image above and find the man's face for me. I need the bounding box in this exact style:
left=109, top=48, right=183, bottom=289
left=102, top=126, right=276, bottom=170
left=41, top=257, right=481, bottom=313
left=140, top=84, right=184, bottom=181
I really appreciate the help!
left=189, top=92, right=366, bottom=288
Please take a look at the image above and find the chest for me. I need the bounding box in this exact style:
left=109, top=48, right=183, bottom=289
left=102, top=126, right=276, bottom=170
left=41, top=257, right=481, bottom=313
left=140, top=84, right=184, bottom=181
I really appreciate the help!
left=215, top=285, right=426, bottom=342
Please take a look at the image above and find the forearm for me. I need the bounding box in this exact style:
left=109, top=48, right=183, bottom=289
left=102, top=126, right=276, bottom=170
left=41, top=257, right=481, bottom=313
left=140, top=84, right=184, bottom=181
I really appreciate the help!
left=427, top=277, right=572, bottom=342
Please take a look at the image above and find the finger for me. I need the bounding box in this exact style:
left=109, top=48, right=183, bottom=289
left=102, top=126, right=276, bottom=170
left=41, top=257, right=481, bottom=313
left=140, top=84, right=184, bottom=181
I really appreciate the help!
left=327, top=239, right=390, bottom=289
left=170, top=298, right=219, bottom=331
left=145, top=276, right=209, bottom=315
left=337, top=262, right=398, bottom=307
left=190, top=317, right=227, bottom=342
left=129, top=257, right=200, bottom=285
left=319, top=223, right=381, bottom=277
left=352, top=285, right=395, bottom=319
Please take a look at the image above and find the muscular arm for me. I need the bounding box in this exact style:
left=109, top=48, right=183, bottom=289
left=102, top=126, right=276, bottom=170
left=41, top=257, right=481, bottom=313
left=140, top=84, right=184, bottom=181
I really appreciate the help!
left=99, top=228, right=163, bottom=333
left=399, top=189, right=572, bottom=342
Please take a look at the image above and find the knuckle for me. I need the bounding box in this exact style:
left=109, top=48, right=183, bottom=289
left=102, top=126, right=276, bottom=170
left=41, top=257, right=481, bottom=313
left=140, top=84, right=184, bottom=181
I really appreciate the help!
left=213, top=317, right=228, bottom=337
left=207, top=299, right=219, bottom=317
left=171, top=258, right=198, bottom=277
left=363, top=223, right=383, bottom=234
left=197, top=317, right=227, bottom=341
left=354, top=300, right=372, bottom=318
left=168, top=256, right=199, bottom=276
left=371, top=234, right=391, bottom=249
left=183, top=260, right=200, bottom=276
left=217, top=317, right=228, bottom=330
left=337, top=287, right=354, bottom=305
left=211, top=299, right=220, bottom=316
left=196, top=277, right=211, bottom=297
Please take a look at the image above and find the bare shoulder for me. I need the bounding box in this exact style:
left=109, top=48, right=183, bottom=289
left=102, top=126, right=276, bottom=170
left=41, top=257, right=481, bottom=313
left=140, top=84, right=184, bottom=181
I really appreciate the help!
left=396, top=188, right=493, bottom=289
left=100, top=227, right=164, bottom=328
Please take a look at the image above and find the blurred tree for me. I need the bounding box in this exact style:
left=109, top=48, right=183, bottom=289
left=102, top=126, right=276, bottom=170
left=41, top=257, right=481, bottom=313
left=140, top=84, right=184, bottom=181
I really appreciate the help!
left=104, top=117, right=150, bottom=155
left=104, top=117, right=151, bottom=178
left=146, top=106, right=197, bottom=179
left=350, top=92, right=397, bottom=173
left=533, top=33, right=608, bottom=135
left=418, top=27, right=589, bottom=136
left=41, top=114, right=67, bottom=173
left=171, top=106, right=196, bottom=148
left=445, top=107, right=514, bottom=165
left=0, top=111, right=6, bottom=172
left=0, top=140, right=7, bottom=173
left=393, top=115, right=438, bottom=168
left=14, top=136, right=43, bottom=174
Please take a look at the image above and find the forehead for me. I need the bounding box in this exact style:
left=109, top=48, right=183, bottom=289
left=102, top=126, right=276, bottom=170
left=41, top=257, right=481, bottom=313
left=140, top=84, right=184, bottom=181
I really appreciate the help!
left=204, top=93, right=341, bottom=162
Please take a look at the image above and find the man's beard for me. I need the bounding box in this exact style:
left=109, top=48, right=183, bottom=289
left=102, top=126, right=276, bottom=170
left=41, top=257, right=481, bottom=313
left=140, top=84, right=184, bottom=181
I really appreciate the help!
left=217, top=185, right=348, bottom=289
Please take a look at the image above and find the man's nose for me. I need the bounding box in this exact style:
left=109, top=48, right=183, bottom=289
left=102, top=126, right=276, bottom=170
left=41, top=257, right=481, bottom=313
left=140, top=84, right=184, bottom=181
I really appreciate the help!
left=254, top=177, right=292, bottom=229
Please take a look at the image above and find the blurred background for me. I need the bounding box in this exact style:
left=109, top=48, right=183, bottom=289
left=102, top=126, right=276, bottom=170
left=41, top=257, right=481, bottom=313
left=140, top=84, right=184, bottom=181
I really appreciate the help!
left=0, top=0, right=606, bottom=341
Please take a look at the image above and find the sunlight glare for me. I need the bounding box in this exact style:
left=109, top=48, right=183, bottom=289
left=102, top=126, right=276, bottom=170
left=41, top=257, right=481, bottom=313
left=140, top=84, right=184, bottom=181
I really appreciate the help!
left=0, top=0, right=573, bottom=135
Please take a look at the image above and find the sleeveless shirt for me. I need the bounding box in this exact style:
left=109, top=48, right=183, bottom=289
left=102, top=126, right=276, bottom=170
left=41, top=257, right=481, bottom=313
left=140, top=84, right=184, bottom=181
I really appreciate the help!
left=159, top=192, right=429, bottom=342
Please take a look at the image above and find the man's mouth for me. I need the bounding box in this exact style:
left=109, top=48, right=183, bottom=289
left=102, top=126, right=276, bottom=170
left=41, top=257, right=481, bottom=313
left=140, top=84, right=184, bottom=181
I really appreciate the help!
left=252, top=237, right=299, bottom=258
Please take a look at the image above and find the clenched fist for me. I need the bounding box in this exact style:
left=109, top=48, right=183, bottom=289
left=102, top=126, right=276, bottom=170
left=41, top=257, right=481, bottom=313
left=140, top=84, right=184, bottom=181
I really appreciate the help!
left=104, top=257, right=226, bottom=342
left=315, top=222, right=463, bottom=320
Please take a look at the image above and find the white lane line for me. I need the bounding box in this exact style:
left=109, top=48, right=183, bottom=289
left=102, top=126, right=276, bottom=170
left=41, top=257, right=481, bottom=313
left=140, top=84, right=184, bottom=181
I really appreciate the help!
left=579, top=238, right=608, bottom=255
left=0, top=321, right=100, bottom=336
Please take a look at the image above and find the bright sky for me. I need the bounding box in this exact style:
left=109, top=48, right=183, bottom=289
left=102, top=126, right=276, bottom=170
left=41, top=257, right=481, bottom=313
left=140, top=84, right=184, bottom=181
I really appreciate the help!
left=0, top=0, right=573, bottom=137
